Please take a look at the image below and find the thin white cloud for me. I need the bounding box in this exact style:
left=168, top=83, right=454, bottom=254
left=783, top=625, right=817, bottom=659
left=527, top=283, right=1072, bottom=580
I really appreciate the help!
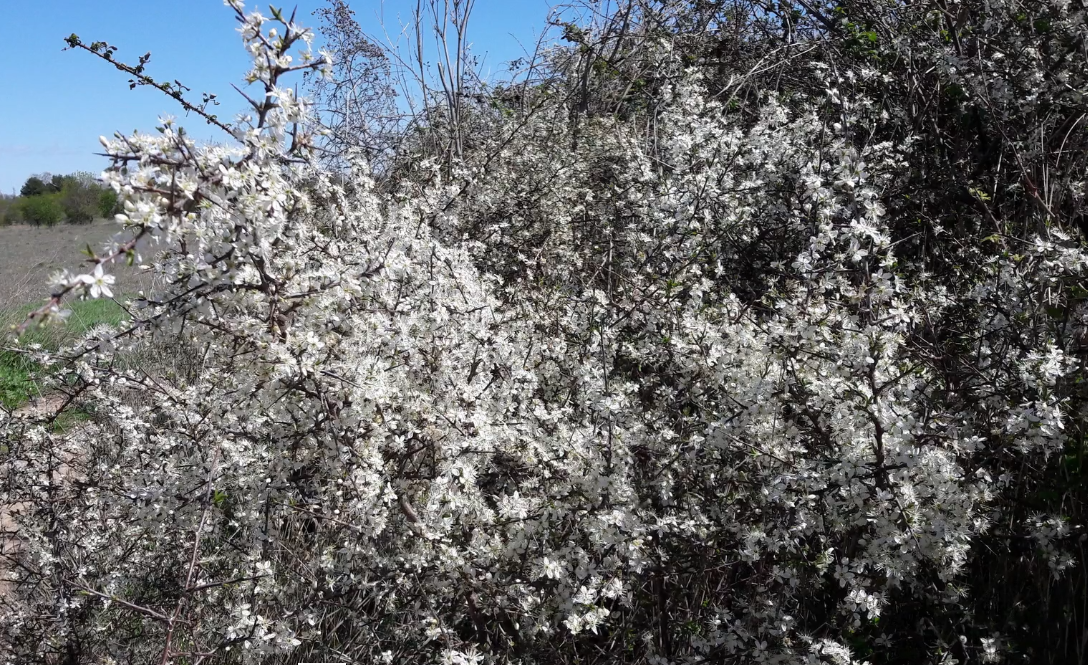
left=0, top=144, right=89, bottom=157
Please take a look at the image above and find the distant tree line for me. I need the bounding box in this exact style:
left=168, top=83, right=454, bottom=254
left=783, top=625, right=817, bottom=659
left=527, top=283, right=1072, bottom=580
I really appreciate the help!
left=1, top=172, right=118, bottom=226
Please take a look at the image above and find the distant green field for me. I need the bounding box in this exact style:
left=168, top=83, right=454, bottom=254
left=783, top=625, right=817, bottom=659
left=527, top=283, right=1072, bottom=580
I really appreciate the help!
left=0, top=219, right=150, bottom=310
left=0, top=220, right=149, bottom=410
left=0, top=298, right=128, bottom=409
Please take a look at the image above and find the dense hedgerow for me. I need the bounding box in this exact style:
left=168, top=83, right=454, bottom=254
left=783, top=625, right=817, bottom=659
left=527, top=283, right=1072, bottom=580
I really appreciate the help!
left=2, top=0, right=1087, bottom=663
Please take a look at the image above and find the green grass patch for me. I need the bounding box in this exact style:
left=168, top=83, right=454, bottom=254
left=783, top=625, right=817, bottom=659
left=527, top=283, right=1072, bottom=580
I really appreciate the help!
left=0, top=355, right=36, bottom=409
left=48, top=405, right=94, bottom=432
left=0, top=298, right=129, bottom=409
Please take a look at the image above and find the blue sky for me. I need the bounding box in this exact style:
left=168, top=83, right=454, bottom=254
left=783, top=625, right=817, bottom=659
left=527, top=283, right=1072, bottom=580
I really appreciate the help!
left=0, top=0, right=553, bottom=194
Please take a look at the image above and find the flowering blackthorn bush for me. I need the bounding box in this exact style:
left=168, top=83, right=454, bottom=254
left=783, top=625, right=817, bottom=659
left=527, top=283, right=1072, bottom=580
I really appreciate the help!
left=2, top=0, right=1088, bottom=663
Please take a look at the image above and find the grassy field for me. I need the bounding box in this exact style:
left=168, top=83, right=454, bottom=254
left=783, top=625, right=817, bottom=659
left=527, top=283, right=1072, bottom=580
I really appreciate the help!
left=0, top=221, right=145, bottom=409
left=0, top=299, right=130, bottom=408
left=0, top=220, right=141, bottom=309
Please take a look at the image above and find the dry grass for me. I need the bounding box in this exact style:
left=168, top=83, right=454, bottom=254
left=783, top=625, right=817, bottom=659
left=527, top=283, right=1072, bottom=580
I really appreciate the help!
left=0, top=220, right=152, bottom=310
